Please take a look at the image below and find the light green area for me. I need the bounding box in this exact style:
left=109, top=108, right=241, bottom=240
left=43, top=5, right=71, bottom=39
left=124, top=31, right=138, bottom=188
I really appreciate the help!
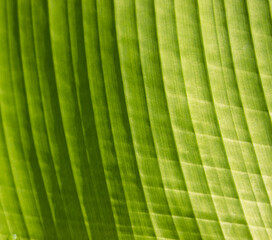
left=0, top=0, right=272, bottom=239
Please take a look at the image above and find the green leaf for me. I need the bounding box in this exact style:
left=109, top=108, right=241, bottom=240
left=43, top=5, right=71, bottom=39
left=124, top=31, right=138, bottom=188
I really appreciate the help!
left=1, top=0, right=272, bottom=239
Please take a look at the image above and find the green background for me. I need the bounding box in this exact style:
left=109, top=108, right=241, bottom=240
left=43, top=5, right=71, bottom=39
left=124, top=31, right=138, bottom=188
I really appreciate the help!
left=1, top=0, right=272, bottom=239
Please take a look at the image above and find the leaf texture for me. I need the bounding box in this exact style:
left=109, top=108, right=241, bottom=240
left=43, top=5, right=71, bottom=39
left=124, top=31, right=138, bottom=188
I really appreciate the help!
left=1, top=0, right=272, bottom=239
